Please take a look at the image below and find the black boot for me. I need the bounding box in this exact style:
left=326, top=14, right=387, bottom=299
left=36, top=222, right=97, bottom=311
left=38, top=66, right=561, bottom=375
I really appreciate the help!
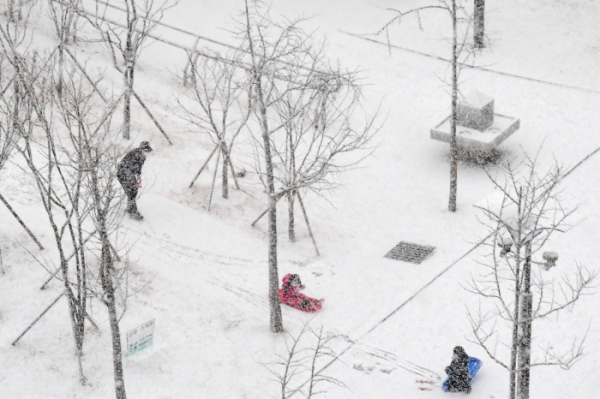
left=126, top=199, right=143, bottom=220
left=129, top=209, right=144, bottom=221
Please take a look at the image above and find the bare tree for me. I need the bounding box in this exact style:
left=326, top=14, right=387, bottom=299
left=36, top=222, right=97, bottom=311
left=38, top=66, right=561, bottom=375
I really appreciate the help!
left=467, top=150, right=596, bottom=399
left=303, top=326, right=345, bottom=398
left=5, top=48, right=92, bottom=384
left=0, top=82, right=16, bottom=272
left=265, top=324, right=345, bottom=399
left=240, top=0, right=378, bottom=331
left=49, top=52, right=129, bottom=399
left=378, top=0, right=478, bottom=212
left=266, top=63, right=378, bottom=244
left=53, top=52, right=129, bottom=398
left=80, top=105, right=129, bottom=399
left=0, top=2, right=49, bottom=250
left=48, top=0, right=81, bottom=96
left=267, top=325, right=309, bottom=399
left=86, top=0, right=174, bottom=139
left=47, top=0, right=79, bottom=45
left=2, top=0, right=37, bottom=23
left=2, top=27, right=128, bottom=390
left=178, top=49, right=251, bottom=200
left=0, top=73, right=16, bottom=174
left=0, top=0, right=40, bottom=136
left=240, top=0, right=293, bottom=333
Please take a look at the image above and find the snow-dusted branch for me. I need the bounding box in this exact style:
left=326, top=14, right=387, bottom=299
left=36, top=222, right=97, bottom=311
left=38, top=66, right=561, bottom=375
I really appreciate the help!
left=177, top=48, right=251, bottom=198
left=265, top=323, right=345, bottom=398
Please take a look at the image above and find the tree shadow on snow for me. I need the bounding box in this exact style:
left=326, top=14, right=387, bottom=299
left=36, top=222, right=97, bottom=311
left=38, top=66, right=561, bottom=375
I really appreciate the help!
left=444, top=147, right=510, bottom=169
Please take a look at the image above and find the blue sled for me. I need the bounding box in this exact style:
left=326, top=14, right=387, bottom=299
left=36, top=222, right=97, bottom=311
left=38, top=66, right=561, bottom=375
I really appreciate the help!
left=442, top=357, right=482, bottom=393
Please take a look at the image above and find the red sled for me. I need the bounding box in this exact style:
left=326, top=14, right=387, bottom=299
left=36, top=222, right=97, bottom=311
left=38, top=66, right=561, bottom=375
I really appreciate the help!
left=279, top=274, right=324, bottom=313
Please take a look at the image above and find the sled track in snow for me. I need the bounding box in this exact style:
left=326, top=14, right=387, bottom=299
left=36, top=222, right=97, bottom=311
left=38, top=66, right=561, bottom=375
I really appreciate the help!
left=124, top=226, right=264, bottom=267
left=131, top=236, right=269, bottom=310
left=354, top=343, right=441, bottom=381
left=128, top=227, right=440, bottom=377
left=127, top=228, right=303, bottom=316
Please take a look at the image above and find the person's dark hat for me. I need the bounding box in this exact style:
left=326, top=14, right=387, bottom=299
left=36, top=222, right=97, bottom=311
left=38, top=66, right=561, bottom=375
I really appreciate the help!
left=289, top=274, right=302, bottom=285
left=453, top=346, right=466, bottom=355
left=139, top=141, right=153, bottom=152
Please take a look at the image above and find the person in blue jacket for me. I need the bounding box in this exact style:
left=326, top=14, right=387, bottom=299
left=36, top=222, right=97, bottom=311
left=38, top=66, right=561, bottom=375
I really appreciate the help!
left=117, top=141, right=152, bottom=220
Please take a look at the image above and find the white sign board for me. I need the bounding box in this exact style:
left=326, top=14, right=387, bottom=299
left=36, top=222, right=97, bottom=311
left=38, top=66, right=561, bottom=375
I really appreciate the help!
left=125, top=319, right=155, bottom=357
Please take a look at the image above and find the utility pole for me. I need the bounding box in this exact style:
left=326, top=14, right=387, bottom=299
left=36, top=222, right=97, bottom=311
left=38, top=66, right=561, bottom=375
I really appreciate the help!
left=474, top=0, right=485, bottom=49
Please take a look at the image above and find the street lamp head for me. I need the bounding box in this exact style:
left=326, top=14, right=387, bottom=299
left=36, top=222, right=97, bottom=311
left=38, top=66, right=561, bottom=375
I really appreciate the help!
left=541, top=251, right=559, bottom=271
left=498, top=237, right=513, bottom=257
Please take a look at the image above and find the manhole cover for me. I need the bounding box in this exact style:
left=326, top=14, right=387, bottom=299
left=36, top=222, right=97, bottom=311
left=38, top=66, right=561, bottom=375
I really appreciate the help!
left=384, top=241, right=436, bottom=264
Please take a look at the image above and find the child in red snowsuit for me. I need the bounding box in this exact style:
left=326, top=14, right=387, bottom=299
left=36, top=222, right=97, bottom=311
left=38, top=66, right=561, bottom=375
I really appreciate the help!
left=279, top=274, right=323, bottom=313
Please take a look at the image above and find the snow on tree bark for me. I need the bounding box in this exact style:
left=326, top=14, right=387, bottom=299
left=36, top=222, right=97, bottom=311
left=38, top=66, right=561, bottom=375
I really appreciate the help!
left=100, top=237, right=128, bottom=399
left=448, top=0, right=458, bottom=212
left=474, top=0, right=485, bottom=49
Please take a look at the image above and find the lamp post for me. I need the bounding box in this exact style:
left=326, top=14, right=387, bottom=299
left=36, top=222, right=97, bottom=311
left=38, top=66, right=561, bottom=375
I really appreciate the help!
left=499, top=230, right=559, bottom=399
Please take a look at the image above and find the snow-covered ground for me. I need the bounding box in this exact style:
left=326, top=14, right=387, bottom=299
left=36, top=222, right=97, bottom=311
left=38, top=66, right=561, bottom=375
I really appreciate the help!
left=1, top=0, right=600, bottom=398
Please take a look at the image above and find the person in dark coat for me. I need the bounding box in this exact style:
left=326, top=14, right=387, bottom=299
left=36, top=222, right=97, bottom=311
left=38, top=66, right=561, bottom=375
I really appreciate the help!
left=445, top=346, right=471, bottom=394
left=117, top=141, right=152, bottom=220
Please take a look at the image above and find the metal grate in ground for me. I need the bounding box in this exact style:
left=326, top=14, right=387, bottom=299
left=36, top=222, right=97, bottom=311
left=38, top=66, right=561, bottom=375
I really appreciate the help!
left=384, top=241, right=436, bottom=264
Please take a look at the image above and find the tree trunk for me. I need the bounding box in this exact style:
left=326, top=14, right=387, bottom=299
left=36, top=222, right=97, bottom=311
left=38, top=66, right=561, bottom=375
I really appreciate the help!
left=510, top=190, right=525, bottom=399
left=72, top=13, right=80, bottom=43
left=287, top=125, right=296, bottom=242
left=474, top=0, right=485, bottom=49
left=296, top=191, right=320, bottom=256
left=48, top=215, right=86, bottom=385
left=221, top=144, right=229, bottom=199
left=100, top=236, right=127, bottom=399
left=60, top=253, right=86, bottom=384
left=123, top=2, right=136, bottom=140
left=267, top=187, right=283, bottom=333
left=517, top=292, right=532, bottom=399
left=257, top=76, right=283, bottom=333
left=57, top=44, right=65, bottom=97
left=448, top=0, right=458, bottom=212
left=123, top=65, right=133, bottom=140
left=517, top=243, right=533, bottom=399
left=287, top=191, right=295, bottom=242
left=510, top=288, right=520, bottom=399
left=73, top=211, right=88, bottom=384
left=12, top=55, right=20, bottom=136
left=245, top=0, right=283, bottom=333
